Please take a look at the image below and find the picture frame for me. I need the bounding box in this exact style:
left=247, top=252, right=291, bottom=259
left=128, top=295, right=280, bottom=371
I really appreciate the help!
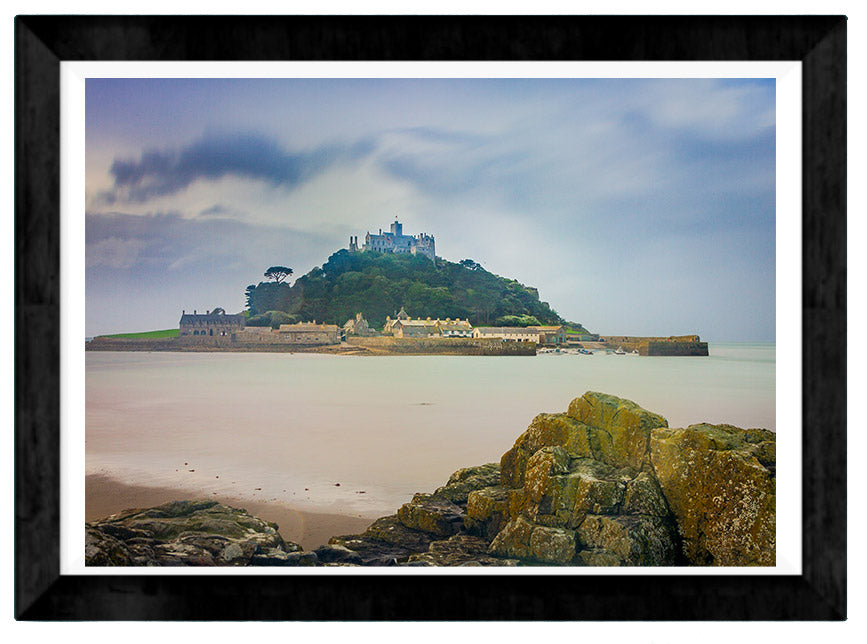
left=14, top=14, right=846, bottom=620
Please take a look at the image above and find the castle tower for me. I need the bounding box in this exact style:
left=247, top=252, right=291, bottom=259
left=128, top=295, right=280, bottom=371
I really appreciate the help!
left=390, top=219, right=403, bottom=236
left=349, top=235, right=358, bottom=252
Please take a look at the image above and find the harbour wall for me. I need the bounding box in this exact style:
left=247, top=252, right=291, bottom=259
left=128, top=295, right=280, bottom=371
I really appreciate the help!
left=86, top=335, right=536, bottom=356
left=346, top=336, right=536, bottom=356
left=573, top=334, right=708, bottom=356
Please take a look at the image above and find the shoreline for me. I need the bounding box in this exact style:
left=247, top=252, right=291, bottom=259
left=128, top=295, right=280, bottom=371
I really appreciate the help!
left=85, top=474, right=373, bottom=551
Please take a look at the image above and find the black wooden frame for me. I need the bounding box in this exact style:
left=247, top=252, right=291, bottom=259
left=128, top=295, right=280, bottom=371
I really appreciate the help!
left=14, top=15, right=846, bottom=620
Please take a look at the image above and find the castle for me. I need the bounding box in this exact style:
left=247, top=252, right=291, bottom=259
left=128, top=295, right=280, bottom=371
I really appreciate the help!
left=349, top=219, right=435, bottom=262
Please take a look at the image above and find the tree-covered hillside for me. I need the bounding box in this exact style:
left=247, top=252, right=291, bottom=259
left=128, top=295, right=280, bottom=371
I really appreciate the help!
left=246, top=250, right=589, bottom=332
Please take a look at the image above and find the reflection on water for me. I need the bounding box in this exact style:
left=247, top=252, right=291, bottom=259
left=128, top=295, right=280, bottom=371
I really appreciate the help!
left=86, top=345, right=775, bottom=517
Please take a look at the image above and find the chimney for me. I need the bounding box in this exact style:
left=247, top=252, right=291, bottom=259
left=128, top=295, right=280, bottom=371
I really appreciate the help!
left=194, top=310, right=196, bottom=314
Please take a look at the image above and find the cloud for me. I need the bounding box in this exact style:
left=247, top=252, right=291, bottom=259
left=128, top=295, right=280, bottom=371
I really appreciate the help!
left=101, top=133, right=375, bottom=203
left=85, top=236, right=147, bottom=269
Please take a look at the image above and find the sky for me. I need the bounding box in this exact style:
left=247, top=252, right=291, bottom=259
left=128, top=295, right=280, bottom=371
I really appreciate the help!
left=85, top=77, right=775, bottom=341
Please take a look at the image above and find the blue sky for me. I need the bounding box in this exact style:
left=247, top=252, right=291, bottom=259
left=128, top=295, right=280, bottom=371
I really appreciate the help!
left=85, top=77, right=775, bottom=341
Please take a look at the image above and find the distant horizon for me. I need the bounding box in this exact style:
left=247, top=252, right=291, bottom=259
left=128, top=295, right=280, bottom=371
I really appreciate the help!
left=86, top=76, right=776, bottom=342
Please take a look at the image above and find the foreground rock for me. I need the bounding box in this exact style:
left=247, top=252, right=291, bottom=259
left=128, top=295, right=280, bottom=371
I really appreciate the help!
left=87, top=392, right=775, bottom=567
left=85, top=500, right=308, bottom=566
left=650, top=424, right=776, bottom=566
left=330, top=392, right=774, bottom=567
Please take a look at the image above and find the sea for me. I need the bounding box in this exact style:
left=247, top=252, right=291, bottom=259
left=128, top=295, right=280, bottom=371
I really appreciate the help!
left=85, top=343, right=775, bottom=519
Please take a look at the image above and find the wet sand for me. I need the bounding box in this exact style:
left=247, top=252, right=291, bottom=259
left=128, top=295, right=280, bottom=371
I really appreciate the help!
left=86, top=474, right=373, bottom=551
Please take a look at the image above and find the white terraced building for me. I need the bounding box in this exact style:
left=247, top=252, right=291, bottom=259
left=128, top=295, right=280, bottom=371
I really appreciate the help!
left=472, top=327, right=541, bottom=343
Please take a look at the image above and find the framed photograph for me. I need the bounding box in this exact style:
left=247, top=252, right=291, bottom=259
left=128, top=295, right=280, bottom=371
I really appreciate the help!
left=15, top=15, right=845, bottom=620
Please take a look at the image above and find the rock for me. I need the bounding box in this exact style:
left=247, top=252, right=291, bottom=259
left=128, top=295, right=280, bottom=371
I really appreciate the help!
left=329, top=515, right=435, bottom=565
left=314, top=544, right=364, bottom=565
left=85, top=527, right=132, bottom=566
left=433, top=463, right=501, bottom=505
left=488, top=517, right=576, bottom=564
left=514, top=453, right=630, bottom=528
left=219, top=542, right=248, bottom=564
left=576, top=515, right=679, bottom=566
left=650, top=423, right=776, bottom=566
left=622, top=470, right=670, bottom=517
left=85, top=500, right=303, bottom=567
left=250, top=548, right=315, bottom=566
left=408, top=535, right=519, bottom=566
left=566, top=391, right=668, bottom=470
left=285, top=552, right=319, bottom=566
left=152, top=542, right=216, bottom=566
left=576, top=549, right=624, bottom=566
left=500, top=413, right=604, bottom=487
left=397, top=493, right=465, bottom=537
left=465, top=485, right=510, bottom=539
left=361, top=514, right=434, bottom=550
left=488, top=516, right=536, bottom=560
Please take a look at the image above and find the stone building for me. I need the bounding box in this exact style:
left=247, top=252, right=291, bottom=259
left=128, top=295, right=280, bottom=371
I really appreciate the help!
left=525, top=325, right=567, bottom=345
left=383, top=306, right=411, bottom=335
left=435, top=318, right=473, bottom=337
left=179, top=308, right=245, bottom=337
left=343, top=312, right=372, bottom=336
left=359, top=219, right=435, bottom=262
left=275, top=321, right=340, bottom=344
left=390, top=318, right=440, bottom=338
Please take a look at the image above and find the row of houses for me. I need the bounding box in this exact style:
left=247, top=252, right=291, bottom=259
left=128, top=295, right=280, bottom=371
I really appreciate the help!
left=179, top=307, right=567, bottom=346
left=372, top=307, right=566, bottom=345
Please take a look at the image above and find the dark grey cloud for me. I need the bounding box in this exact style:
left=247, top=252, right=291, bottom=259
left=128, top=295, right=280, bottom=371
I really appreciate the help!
left=102, top=133, right=375, bottom=203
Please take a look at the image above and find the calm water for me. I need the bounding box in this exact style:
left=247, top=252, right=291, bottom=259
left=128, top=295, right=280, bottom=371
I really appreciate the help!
left=86, top=344, right=775, bottom=517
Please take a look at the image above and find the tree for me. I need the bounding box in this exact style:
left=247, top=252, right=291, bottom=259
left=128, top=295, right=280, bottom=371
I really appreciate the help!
left=264, top=266, right=293, bottom=283
left=244, top=285, right=257, bottom=312
left=460, top=259, right=483, bottom=271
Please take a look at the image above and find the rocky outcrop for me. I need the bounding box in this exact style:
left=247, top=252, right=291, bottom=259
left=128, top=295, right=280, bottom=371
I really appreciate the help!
left=85, top=500, right=307, bottom=566
left=487, top=392, right=682, bottom=566
left=87, top=393, right=775, bottom=567
left=328, top=464, right=517, bottom=566
left=650, top=424, right=776, bottom=566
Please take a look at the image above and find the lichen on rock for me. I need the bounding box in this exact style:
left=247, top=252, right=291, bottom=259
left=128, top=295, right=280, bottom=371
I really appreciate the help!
left=650, top=423, right=776, bottom=566
left=85, top=500, right=300, bottom=567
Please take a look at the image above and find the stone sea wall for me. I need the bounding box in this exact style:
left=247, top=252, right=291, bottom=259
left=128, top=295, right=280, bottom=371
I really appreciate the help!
left=86, top=335, right=535, bottom=355
left=86, top=392, right=775, bottom=567
left=346, top=336, right=536, bottom=356
left=597, top=335, right=709, bottom=356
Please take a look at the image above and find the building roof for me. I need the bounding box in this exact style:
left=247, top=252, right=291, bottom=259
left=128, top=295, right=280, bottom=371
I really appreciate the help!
left=179, top=310, right=244, bottom=325
left=343, top=314, right=369, bottom=330
left=277, top=322, right=339, bottom=333
left=436, top=319, right=472, bottom=330
left=392, top=319, right=438, bottom=328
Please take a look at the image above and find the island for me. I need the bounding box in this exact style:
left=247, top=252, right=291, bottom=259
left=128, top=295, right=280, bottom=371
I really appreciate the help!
left=87, top=219, right=708, bottom=357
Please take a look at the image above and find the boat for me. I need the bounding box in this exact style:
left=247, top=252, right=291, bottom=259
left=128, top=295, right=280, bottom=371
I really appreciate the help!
left=630, top=350, right=639, bottom=356
left=578, top=348, right=593, bottom=355
left=614, top=347, right=626, bottom=355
